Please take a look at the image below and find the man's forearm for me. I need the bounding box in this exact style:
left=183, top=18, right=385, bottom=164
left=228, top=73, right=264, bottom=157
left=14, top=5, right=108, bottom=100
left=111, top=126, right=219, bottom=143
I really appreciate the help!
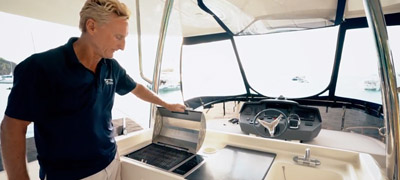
left=131, top=84, right=168, bottom=107
left=131, top=84, right=186, bottom=112
left=1, top=116, right=30, bottom=180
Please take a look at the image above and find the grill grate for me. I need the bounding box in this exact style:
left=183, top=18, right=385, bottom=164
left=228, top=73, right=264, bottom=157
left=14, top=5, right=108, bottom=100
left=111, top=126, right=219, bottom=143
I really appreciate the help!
left=125, top=143, right=194, bottom=170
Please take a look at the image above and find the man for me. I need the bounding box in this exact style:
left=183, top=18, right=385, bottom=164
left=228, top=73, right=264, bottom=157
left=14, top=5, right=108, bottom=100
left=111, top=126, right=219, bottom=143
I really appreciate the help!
left=0, top=0, right=186, bottom=179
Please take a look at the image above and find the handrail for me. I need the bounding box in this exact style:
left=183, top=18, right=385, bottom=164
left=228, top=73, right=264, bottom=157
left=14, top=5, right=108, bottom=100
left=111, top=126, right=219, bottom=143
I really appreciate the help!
left=136, top=0, right=152, bottom=84
left=363, top=0, right=400, bottom=179
left=150, top=0, right=174, bottom=128
left=344, top=126, right=386, bottom=141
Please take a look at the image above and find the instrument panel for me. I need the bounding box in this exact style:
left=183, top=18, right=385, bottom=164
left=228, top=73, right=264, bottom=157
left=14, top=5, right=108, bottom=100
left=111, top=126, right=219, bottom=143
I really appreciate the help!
left=239, top=99, right=322, bottom=141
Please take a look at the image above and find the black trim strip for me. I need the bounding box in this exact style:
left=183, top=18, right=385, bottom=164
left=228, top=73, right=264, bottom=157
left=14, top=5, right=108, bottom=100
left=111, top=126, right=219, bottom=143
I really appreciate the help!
left=335, top=0, right=347, bottom=25
left=343, top=12, right=400, bottom=29
left=197, top=0, right=234, bottom=35
left=230, top=37, right=251, bottom=96
left=183, top=33, right=231, bottom=45
left=328, top=24, right=347, bottom=99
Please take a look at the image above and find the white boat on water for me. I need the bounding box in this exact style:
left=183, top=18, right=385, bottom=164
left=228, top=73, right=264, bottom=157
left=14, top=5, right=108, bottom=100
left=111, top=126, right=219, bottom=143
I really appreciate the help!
left=364, top=79, right=381, bottom=91
left=292, top=76, right=309, bottom=83
left=0, top=74, right=13, bottom=84
left=1, top=0, right=400, bottom=180
left=146, top=71, right=181, bottom=92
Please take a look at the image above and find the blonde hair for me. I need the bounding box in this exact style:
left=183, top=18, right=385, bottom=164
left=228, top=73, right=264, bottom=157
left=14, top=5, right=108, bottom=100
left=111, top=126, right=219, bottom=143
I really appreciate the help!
left=79, top=0, right=131, bottom=32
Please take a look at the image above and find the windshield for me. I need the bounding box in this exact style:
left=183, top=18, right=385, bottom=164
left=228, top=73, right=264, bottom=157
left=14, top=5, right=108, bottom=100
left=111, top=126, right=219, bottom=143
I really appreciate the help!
left=336, top=26, right=400, bottom=104
left=235, top=27, right=339, bottom=98
left=182, top=39, right=246, bottom=100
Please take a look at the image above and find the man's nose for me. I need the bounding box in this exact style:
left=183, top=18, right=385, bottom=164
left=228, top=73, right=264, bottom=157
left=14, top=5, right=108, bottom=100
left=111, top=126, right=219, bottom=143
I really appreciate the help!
left=118, top=39, right=126, bottom=50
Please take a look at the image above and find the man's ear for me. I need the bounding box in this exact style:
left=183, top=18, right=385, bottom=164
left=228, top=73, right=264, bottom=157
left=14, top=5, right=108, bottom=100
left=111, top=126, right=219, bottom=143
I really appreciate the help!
left=86, top=18, right=96, bottom=34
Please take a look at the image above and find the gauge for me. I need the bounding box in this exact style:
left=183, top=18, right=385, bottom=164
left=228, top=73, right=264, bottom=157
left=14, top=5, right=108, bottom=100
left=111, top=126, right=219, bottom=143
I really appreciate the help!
left=288, top=114, right=301, bottom=129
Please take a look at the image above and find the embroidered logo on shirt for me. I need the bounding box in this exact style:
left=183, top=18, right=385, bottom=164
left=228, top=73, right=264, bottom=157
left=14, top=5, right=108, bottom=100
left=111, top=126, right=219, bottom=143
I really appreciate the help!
left=104, top=79, right=114, bottom=85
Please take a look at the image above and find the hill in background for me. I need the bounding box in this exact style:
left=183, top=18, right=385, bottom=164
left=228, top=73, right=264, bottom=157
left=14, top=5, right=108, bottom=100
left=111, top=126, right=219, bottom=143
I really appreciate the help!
left=0, top=57, right=16, bottom=75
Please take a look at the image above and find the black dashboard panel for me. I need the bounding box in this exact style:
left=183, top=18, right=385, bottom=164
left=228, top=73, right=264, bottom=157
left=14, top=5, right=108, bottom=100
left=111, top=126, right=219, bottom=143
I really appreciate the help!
left=239, top=99, right=321, bottom=141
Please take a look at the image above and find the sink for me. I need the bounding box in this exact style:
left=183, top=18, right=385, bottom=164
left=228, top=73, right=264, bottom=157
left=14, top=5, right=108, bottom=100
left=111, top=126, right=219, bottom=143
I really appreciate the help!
left=265, top=162, right=344, bottom=180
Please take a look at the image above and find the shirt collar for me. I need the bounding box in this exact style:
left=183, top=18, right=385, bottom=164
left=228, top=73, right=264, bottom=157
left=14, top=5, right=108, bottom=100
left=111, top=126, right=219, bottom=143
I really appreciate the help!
left=65, top=37, right=108, bottom=66
left=65, top=37, right=80, bottom=65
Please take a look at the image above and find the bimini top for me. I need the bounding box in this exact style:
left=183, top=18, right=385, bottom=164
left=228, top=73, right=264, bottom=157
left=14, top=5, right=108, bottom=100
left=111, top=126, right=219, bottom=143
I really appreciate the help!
left=2, top=0, right=400, bottom=37
left=196, top=0, right=400, bottom=35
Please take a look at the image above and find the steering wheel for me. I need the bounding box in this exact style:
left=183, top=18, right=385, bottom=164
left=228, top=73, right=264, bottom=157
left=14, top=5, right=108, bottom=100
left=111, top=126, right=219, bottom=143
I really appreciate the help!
left=252, top=108, right=289, bottom=138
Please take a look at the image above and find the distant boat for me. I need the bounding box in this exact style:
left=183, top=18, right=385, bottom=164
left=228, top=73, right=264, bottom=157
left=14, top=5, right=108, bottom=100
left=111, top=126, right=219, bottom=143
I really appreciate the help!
left=146, top=80, right=181, bottom=92
left=364, top=79, right=380, bottom=91
left=146, top=71, right=181, bottom=92
left=159, top=79, right=181, bottom=92
left=0, top=74, right=13, bottom=84
left=291, top=76, right=309, bottom=83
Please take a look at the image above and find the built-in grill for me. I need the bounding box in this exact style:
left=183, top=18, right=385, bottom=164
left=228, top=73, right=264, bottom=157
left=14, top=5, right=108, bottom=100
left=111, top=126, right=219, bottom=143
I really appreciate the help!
left=125, top=106, right=206, bottom=176
left=125, top=143, right=194, bottom=170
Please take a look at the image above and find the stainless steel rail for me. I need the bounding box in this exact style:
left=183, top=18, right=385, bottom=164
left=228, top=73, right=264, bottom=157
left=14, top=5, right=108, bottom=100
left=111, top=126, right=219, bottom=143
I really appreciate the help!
left=150, top=0, right=174, bottom=127
left=363, top=0, right=399, bottom=179
left=136, top=0, right=152, bottom=84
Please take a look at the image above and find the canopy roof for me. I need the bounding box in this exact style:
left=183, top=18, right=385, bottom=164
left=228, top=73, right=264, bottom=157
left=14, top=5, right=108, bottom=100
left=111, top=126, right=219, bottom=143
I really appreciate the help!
left=0, top=0, right=400, bottom=37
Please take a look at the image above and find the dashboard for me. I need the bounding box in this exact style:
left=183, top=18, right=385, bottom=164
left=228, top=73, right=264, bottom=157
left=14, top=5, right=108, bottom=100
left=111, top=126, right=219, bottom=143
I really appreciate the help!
left=239, top=99, right=321, bottom=141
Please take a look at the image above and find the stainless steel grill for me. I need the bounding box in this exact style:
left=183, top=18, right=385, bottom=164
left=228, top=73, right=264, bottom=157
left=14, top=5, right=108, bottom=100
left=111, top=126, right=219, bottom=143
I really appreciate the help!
left=125, top=106, right=206, bottom=176
left=125, top=143, right=194, bottom=170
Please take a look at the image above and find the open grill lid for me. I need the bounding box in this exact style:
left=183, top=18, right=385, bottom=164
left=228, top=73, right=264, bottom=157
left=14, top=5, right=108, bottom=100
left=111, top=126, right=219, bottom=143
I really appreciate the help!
left=152, top=107, right=206, bottom=154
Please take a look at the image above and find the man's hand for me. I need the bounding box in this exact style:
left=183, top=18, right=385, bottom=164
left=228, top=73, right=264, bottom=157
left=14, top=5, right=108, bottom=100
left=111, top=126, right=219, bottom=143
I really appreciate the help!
left=131, top=84, right=187, bottom=112
left=165, top=103, right=186, bottom=112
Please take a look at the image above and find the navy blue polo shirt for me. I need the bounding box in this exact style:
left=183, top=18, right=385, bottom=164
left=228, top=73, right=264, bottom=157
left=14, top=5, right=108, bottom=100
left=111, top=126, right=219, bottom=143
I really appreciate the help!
left=5, top=38, right=136, bottom=180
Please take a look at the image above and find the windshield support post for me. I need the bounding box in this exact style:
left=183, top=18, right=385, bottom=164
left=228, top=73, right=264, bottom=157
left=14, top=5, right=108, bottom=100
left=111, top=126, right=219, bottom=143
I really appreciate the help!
left=149, top=0, right=174, bottom=128
left=328, top=24, right=346, bottom=99
left=229, top=37, right=254, bottom=98
left=136, top=0, right=152, bottom=84
left=363, top=0, right=400, bottom=179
